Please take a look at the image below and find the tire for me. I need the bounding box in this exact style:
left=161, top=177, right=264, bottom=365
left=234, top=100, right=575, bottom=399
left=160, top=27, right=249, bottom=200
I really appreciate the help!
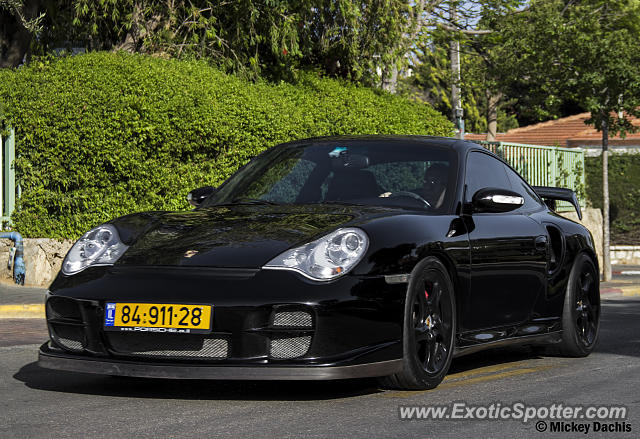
left=555, top=253, right=600, bottom=357
left=380, top=257, right=456, bottom=390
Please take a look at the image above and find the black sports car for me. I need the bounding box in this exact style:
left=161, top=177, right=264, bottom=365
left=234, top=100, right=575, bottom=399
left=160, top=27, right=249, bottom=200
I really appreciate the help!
left=39, top=136, right=600, bottom=390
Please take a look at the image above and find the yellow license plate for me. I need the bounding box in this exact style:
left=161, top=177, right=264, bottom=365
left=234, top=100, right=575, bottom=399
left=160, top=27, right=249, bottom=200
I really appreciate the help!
left=104, top=302, right=212, bottom=333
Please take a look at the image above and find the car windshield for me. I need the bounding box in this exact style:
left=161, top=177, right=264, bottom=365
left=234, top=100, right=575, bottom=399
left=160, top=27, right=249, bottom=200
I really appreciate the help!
left=202, top=141, right=457, bottom=212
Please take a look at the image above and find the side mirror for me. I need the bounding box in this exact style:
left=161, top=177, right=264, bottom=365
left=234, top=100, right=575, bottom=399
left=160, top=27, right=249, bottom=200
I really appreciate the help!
left=472, top=187, right=524, bottom=214
left=187, top=186, right=216, bottom=207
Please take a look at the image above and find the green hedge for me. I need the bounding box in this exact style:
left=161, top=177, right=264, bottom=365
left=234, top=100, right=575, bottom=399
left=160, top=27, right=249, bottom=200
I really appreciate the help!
left=0, top=52, right=452, bottom=239
left=586, top=154, right=640, bottom=244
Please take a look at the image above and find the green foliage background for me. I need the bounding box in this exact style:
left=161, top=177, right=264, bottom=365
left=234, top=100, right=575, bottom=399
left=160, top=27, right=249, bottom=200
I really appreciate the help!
left=586, top=155, right=640, bottom=244
left=0, top=51, right=452, bottom=238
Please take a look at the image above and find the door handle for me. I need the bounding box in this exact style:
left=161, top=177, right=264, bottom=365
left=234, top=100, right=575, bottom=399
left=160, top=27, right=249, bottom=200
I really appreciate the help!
left=535, top=235, right=548, bottom=252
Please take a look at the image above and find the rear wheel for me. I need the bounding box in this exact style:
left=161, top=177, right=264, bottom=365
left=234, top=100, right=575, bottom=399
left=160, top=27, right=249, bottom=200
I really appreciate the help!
left=555, top=253, right=600, bottom=357
left=380, top=257, right=456, bottom=390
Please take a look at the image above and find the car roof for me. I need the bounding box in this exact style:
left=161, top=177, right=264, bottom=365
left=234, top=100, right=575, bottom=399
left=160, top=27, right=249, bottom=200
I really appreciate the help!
left=277, top=135, right=483, bottom=154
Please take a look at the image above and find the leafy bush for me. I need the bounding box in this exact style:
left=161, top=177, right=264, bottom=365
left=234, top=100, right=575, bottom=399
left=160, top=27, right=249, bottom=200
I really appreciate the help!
left=585, top=154, right=640, bottom=244
left=0, top=52, right=452, bottom=238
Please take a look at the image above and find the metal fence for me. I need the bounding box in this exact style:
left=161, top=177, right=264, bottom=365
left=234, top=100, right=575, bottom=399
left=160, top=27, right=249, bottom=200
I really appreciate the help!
left=476, top=141, right=586, bottom=212
left=0, top=127, right=16, bottom=223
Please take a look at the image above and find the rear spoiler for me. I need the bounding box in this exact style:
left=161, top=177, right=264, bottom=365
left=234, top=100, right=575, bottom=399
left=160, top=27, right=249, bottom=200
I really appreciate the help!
left=532, top=186, right=582, bottom=220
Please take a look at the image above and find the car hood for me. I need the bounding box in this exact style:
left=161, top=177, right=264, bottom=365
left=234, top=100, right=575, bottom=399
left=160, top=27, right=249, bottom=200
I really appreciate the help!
left=113, top=204, right=395, bottom=268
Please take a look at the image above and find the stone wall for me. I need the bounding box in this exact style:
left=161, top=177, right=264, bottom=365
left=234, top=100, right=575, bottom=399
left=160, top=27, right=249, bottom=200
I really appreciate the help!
left=0, top=238, right=73, bottom=288
left=560, top=207, right=604, bottom=272
left=611, top=246, right=640, bottom=265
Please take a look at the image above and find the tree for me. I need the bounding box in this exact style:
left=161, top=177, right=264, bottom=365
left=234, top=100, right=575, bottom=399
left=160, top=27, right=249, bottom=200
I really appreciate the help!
left=401, top=33, right=518, bottom=134
left=495, top=0, right=640, bottom=280
left=401, top=1, right=523, bottom=135
left=0, top=0, right=43, bottom=67
left=30, top=1, right=423, bottom=83
left=26, top=1, right=526, bottom=89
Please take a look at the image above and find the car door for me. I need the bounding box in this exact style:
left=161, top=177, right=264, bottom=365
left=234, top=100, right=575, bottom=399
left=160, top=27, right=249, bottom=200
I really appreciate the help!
left=461, top=151, right=548, bottom=333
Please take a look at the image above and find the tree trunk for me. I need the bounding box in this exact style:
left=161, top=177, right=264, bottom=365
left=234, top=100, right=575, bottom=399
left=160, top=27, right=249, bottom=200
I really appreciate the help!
left=381, top=65, right=398, bottom=93
left=602, top=119, right=611, bottom=281
left=450, top=38, right=463, bottom=138
left=116, top=2, right=143, bottom=52
left=486, top=91, right=501, bottom=141
left=0, top=0, right=39, bottom=68
left=449, top=4, right=463, bottom=139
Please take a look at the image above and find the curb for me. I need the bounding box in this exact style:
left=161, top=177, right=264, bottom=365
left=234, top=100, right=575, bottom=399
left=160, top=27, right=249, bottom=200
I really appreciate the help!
left=601, top=286, right=640, bottom=298
left=0, top=304, right=45, bottom=319
left=613, top=270, right=640, bottom=276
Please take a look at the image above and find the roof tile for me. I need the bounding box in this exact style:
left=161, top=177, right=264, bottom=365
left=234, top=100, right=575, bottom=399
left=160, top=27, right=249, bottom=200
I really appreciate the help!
left=467, top=113, right=640, bottom=146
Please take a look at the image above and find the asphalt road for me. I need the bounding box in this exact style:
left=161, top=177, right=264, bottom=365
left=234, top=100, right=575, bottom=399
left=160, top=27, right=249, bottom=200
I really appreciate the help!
left=1, top=295, right=638, bottom=439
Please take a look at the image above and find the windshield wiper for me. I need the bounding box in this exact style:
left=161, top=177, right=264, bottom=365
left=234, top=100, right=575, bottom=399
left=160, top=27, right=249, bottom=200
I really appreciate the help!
left=230, top=197, right=280, bottom=205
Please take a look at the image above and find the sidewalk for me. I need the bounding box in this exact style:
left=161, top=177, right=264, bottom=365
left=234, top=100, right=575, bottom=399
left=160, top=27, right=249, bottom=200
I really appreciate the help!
left=601, top=281, right=640, bottom=298
left=602, top=265, right=640, bottom=298
left=0, top=282, right=46, bottom=318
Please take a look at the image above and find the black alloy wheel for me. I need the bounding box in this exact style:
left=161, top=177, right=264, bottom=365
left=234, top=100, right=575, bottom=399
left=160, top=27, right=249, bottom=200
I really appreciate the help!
left=575, top=266, right=598, bottom=347
left=555, top=253, right=600, bottom=357
left=380, top=257, right=456, bottom=390
left=412, top=275, right=452, bottom=374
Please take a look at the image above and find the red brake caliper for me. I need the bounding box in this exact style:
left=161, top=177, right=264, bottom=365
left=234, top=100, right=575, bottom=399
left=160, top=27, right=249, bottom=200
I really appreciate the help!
left=425, top=290, right=431, bottom=328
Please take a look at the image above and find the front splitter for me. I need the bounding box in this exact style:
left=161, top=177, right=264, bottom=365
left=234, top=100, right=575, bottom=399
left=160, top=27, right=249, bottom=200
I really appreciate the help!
left=38, top=345, right=402, bottom=380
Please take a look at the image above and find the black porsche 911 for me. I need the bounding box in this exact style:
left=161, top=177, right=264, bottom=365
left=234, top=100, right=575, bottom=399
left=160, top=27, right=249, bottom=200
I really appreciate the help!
left=39, top=136, right=600, bottom=390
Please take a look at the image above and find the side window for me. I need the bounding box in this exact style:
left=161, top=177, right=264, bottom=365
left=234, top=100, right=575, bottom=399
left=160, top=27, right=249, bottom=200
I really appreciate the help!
left=464, top=152, right=511, bottom=201
left=503, top=165, right=545, bottom=210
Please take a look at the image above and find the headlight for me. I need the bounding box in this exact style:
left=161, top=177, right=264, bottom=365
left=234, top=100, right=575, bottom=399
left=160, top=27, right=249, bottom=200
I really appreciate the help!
left=263, top=228, right=369, bottom=281
left=62, top=224, right=129, bottom=275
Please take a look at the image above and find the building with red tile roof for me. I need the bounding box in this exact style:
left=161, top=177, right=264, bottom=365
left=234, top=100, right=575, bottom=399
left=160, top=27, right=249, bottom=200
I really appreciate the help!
left=466, top=113, right=640, bottom=153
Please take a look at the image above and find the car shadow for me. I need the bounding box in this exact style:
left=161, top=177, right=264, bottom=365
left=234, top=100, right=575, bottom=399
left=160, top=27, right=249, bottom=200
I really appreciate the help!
left=13, top=361, right=385, bottom=401
left=449, top=346, right=543, bottom=374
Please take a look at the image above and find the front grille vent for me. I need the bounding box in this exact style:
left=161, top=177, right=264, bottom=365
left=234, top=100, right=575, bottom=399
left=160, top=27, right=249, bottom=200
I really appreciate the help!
left=272, top=311, right=312, bottom=328
left=47, top=297, right=83, bottom=321
left=50, top=324, right=85, bottom=352
left=107, top=333, right=228, bottom=360
left=270, top=336, right=311, bottom=359
left=46, top=297, right=86, bottom=352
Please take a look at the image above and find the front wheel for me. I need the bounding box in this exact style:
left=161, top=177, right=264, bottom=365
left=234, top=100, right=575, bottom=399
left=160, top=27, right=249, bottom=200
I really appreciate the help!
left=380, top=257, right=456, bottom=390
left=555, top=253, right=600, bottom=357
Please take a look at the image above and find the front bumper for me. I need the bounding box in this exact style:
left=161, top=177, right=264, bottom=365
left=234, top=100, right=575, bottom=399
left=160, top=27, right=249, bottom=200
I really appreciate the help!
left=42, top=266, right=407, bottom=377
left=39, top=343, right=402, bottom=380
